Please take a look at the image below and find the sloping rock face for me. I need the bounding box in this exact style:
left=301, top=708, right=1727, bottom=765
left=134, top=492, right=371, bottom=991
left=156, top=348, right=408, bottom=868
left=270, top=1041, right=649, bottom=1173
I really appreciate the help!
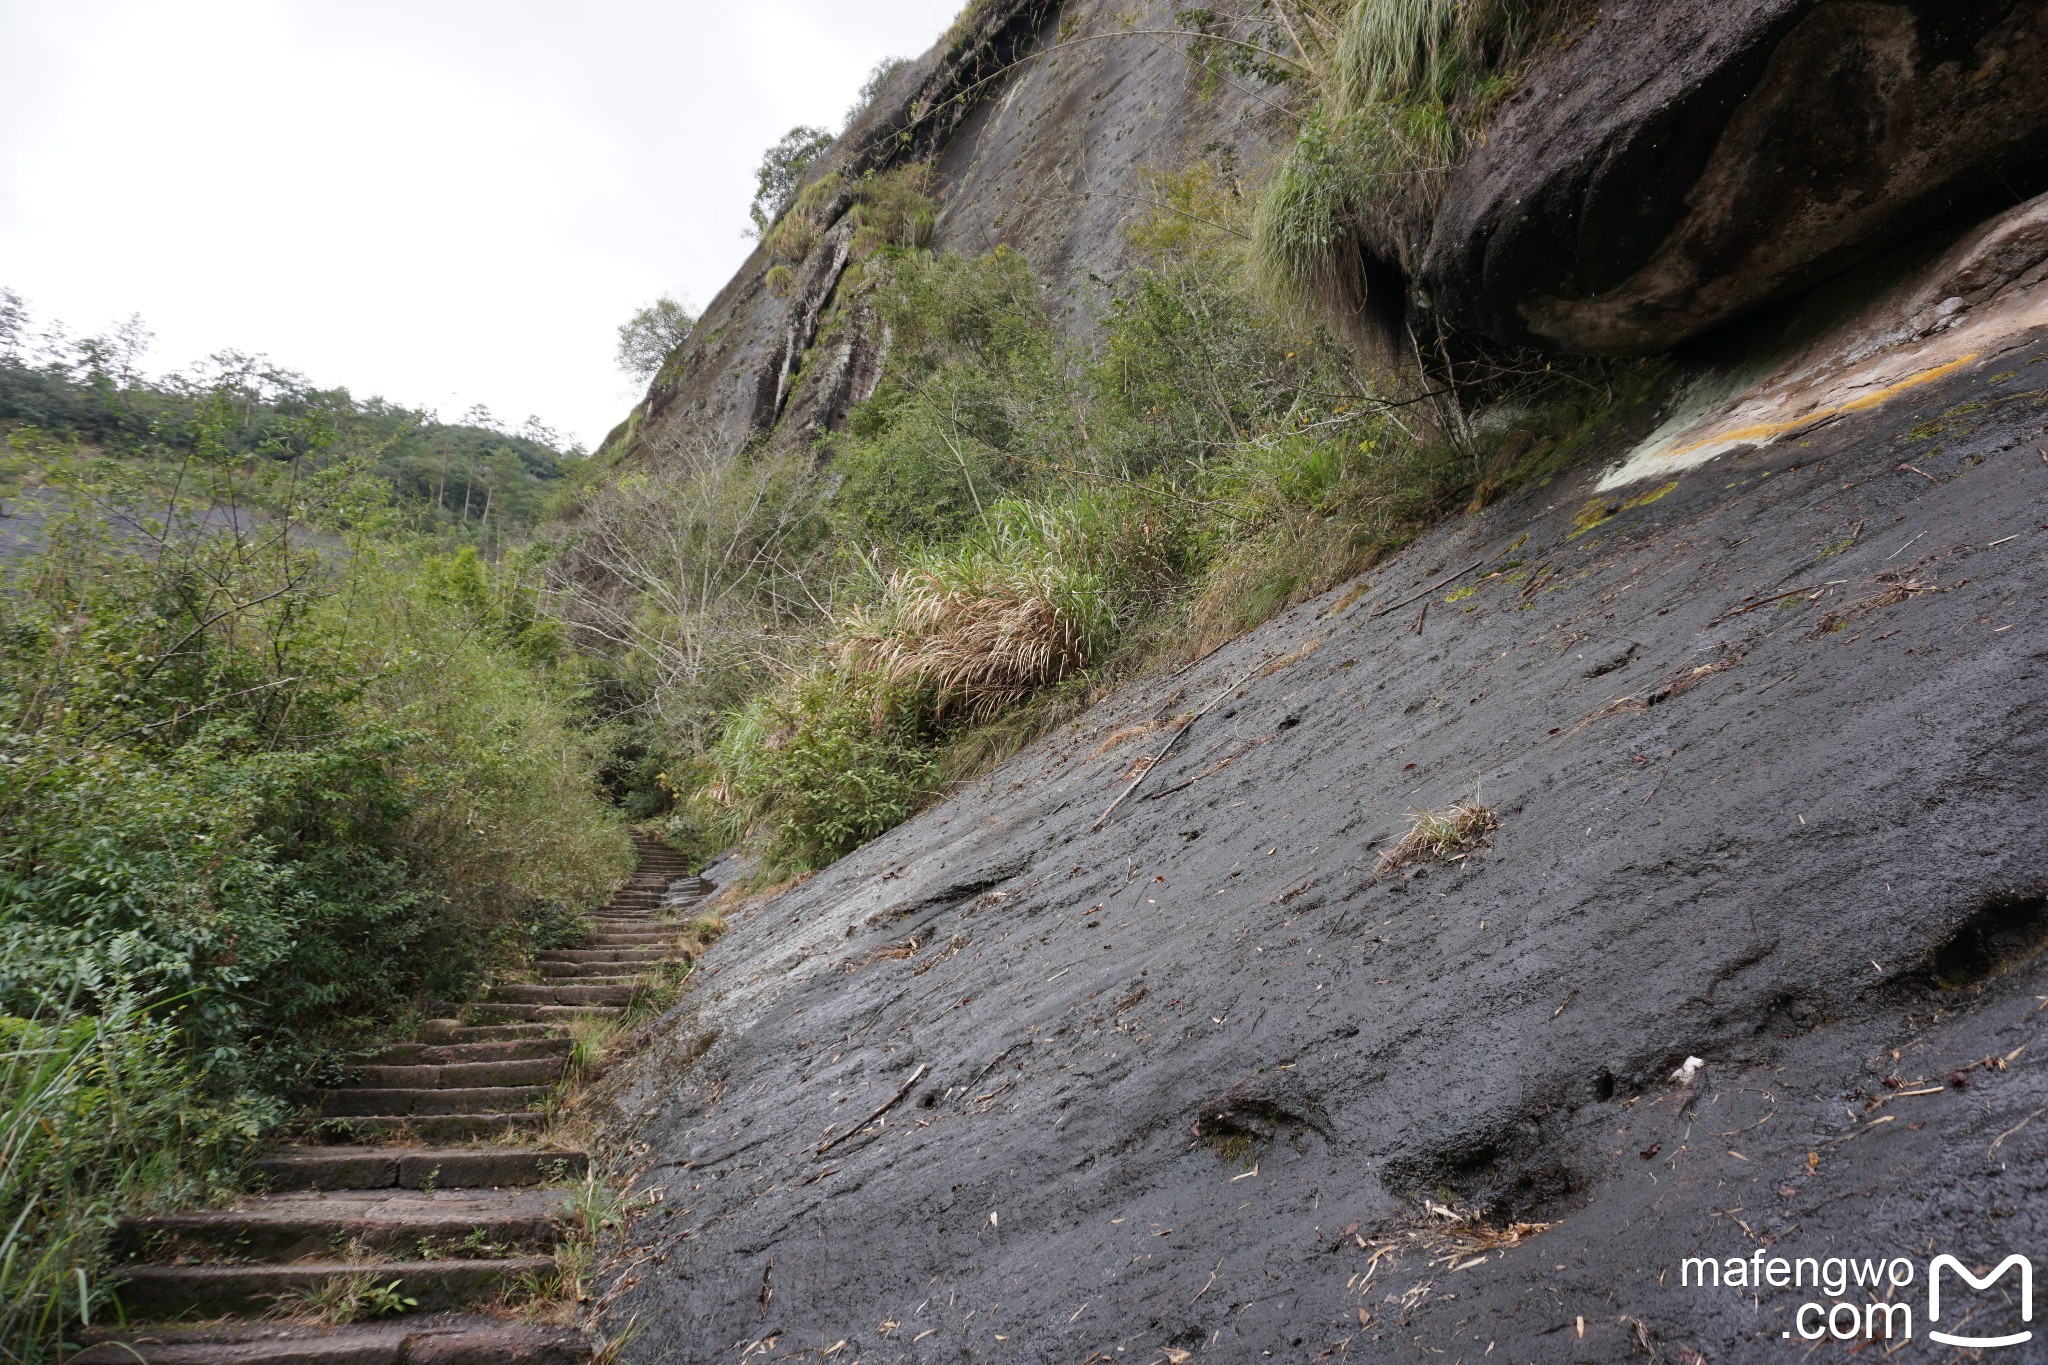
left=598, top=315, right=2048, bottom=1357
left=1422, top=0, right=2048, bottom=354
left=609, top=0, right=1278, bottom=467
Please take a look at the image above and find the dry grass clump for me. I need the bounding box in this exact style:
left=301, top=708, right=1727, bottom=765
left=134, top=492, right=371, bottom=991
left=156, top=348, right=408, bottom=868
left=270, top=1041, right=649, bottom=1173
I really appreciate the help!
left=838, top=514, right=1120, bottom=723
left=1358, top=1199, right=1552, bottom=1282
left=1376, top=796, right=1495, bottom=875
left=841, top=561, right=1103, bottom=722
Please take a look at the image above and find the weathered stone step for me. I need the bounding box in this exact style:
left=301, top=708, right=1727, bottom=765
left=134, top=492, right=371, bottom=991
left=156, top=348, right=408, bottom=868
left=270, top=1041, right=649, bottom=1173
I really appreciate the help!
left=365, top=1038, right=572, bottom=1067
left=536, top=958, right=677, bottom=978
left=298, top=1113, right=547, bottom=1143
left=116, top=1188, right=568, bottom=1262
left=114, top=1256, right=555, bottom=1318
left=302, top=1085, right=549, bottom=1118
left=417, top=1021, right=561, bottom=1044
left=581, top=929, right=678, bottom=944
left=70, top=1317, right=592, bottom=1364
left=462, top=1003, right=622, bottom=1024
left=342, top=1058, right=566, bottom=1089
left=524, top=968, right=644, bottom=985
left=538, top=947, right=670, bottom=964
left=489, top=983, right=635, bottom=1006
left=252, top=1147, right=586, bottom=1192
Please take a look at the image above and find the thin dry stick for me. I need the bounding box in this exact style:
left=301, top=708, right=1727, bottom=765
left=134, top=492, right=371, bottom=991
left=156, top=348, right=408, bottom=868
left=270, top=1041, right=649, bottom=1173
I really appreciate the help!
left=1092, top=656, right=1273, bottom=831
left=1704, top=581, right=1847, bottom=627
left=1367, top=559, right=1485, bottom=620
left=1990, top=1099, right=2048, bottom=1154
left=817, top=1063, right=927, bottom=1156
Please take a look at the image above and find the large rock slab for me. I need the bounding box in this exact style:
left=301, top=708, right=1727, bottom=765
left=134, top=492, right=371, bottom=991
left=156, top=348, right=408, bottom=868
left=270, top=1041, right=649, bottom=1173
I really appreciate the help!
left=1423, top=0, right=2048, bottom=353
left=594, top=328, right=2048, bottom=1358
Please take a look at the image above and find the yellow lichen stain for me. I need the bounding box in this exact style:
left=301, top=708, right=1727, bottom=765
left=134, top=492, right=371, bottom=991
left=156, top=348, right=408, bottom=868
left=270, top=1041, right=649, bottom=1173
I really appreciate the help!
left=1570, top=497, right=1619, bottom=538
left=1654, top=352, right=1981, bottom=465
left=1570, top=480, right=1678, bottom=539
left=1621, top=480, right=1679, bottom=511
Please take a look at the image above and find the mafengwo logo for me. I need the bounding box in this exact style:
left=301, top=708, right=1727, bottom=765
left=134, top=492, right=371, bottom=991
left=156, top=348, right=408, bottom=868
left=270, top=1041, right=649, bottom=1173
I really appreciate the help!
left=1929, top=1254, right=2032, bottom=1349
left=1680, top=1250, right=2034, bottom=1346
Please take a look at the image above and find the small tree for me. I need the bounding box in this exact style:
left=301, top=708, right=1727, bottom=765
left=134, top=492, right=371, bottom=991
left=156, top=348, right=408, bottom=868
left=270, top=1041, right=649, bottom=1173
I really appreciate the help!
left=747, top=126, right=835, bottom=238
left=615, top=295, right=698, bottom=384
left=0, top=287, right=26, bottom=362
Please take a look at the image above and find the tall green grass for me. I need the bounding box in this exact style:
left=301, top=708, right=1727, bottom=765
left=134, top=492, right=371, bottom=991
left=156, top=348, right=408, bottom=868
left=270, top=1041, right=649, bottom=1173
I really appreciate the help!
left=0, top=984, right=212, bottom=1361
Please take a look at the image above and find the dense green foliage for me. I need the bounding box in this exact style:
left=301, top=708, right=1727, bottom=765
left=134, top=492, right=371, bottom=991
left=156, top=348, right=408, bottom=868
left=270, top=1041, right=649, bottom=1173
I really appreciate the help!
left=0, top=388, right=627, bottom=1354
left=0, top=290, right=585, bottom=549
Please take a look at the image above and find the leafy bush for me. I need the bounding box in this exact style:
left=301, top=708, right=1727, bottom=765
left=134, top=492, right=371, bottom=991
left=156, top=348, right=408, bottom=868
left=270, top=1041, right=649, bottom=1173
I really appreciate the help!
left=747, top=126, right=836, bottom=239
left=713, top=669, right=935, bottom=872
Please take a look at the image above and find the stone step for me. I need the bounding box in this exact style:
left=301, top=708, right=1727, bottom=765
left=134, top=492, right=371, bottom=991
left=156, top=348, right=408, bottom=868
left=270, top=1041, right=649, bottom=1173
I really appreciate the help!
left=538, top=947, right=671, bottom=964
left=461, top=1003, right=622, bottom=1024
left=489, top=983, right=636, bottom=1007
left=582, top=929, right=678, bottom=943
left=297, top=1113, right=548, bottom=1143
left=364, top=1038, right=572, bottom=1067
left=417, top=1021, right=562, bottom=1044
left=342, top=1058, right=567, bottom=1089
left=526, top=966, right=644, bottom=984
left=115, top=1188, right=568, bottom=1262
left=113, top=1256, right=555, bottom=1318
left=536, top=959, right=674, bottom=978
left=302, top=1086, right=549, bottom=1118
left=70, top=1318, right=592, bottom=1364
left=252, top=1147, right=586, bottom=1192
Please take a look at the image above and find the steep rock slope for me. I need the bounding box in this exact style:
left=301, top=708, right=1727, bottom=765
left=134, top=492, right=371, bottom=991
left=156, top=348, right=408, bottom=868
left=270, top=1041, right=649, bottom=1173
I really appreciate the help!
left=610, top=0, right=1278, bottom=467
left=595, top=291, right=2048, bottom=1358
left=575, top=3, right=2048, bottom=1358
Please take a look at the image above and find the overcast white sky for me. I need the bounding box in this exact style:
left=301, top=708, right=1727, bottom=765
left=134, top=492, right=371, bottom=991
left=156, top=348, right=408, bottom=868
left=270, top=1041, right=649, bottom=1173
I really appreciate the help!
left=0, top=1, right=954, bottom=447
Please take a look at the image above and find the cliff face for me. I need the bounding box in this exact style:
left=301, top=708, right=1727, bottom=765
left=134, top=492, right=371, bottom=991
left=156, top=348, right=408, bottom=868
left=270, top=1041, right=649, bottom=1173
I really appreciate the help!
left=583, top=3, right=2048, bottom=1359
left=1421, top=0, right=2048, bottom=354
left=611, top=0, right=1280, bottom=469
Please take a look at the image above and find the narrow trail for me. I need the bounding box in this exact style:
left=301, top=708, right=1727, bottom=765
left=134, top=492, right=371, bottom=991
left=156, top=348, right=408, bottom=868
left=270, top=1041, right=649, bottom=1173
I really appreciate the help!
left=73, top=833, right=705, bottom=1364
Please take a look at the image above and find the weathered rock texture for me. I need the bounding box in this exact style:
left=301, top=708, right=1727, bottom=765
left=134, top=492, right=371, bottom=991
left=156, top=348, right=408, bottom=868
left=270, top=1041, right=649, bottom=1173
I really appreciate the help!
left=598, top=321, right=2048, bottom=1360
left=579, top=4, right=2048, bottom=1359
left=611, top=0, right=1279, bottom=469
left=1423, top=0, right=2048, bottom=354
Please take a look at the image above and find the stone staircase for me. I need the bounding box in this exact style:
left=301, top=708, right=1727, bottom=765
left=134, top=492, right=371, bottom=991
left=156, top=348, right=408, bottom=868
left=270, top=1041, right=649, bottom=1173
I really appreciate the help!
left=72, top=833, right=706, bottom=1364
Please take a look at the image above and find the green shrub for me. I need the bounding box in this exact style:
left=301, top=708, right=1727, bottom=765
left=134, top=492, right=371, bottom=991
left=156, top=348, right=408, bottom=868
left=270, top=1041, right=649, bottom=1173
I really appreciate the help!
left=0, top=416, right=629, bottom=1356
left=0, top=985, right=230, bottom=1359
left=713, top=669, right=935, bottom=873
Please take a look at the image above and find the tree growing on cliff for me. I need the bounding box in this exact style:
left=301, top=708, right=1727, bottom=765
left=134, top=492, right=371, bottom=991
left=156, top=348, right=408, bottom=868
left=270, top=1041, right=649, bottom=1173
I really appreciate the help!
left=747, top=125, right=835, bottom=238
left=616, top=294, right=698, bottom=383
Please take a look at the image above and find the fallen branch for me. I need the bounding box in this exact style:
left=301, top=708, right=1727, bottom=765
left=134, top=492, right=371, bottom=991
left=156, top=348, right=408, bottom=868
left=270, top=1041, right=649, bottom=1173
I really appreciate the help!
left=1368, top=559, right=1486, bottom=620
left=1092, top=656, right=1272, bottom=831
left=1705, top=581, right=1846, bottom=627
left=817, top=1063, right=927, bottom=1156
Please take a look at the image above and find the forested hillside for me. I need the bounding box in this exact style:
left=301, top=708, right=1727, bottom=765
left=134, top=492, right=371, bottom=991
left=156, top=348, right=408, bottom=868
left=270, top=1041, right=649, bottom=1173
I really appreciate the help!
left=0, top=289, right=585, bottom=551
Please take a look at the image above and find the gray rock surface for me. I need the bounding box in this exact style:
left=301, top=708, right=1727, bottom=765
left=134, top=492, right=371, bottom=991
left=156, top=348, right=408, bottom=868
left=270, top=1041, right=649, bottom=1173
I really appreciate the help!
left=1423, top=0, right=2048, bottom=354
left=595, top=321, right=2048, bottom=1358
